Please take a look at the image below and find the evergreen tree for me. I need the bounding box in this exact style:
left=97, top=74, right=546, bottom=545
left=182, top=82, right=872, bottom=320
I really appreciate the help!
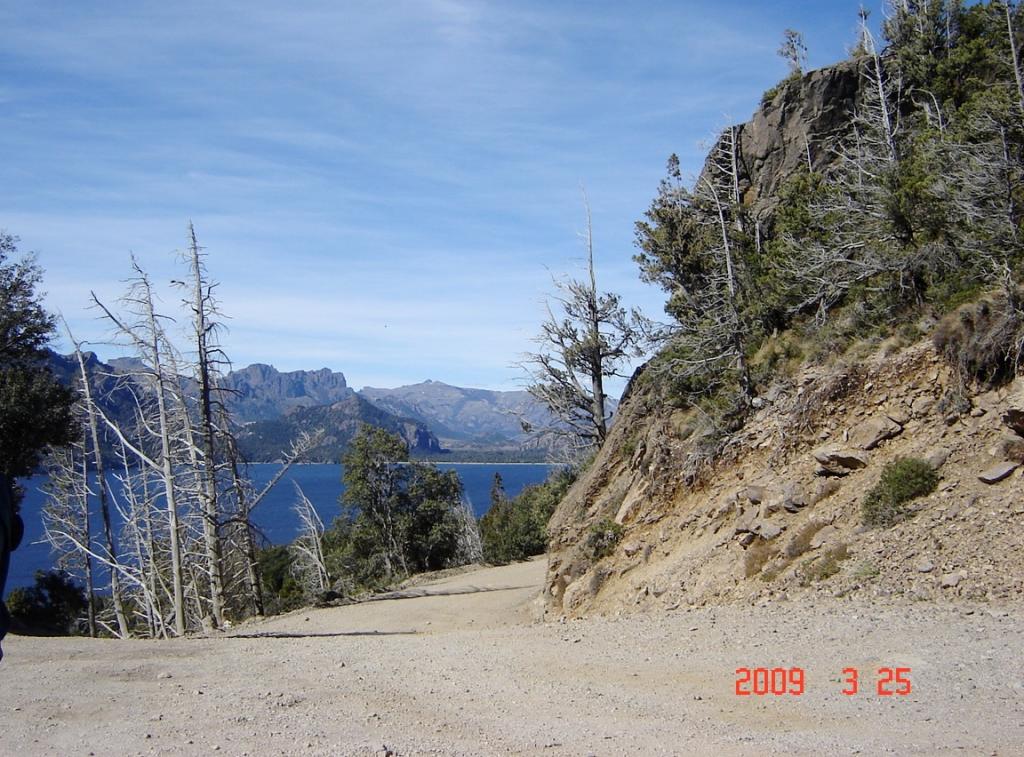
left=0, top=232, right=76, bottom=660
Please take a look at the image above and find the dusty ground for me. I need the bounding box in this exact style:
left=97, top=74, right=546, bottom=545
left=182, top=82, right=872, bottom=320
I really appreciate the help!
left=2, top=557, right=1022, bottom=756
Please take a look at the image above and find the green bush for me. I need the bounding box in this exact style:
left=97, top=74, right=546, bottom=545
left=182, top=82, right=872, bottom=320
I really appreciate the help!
left=6, top=570, right=88, bottom=635
left=585, top=518, right=624, bottom=561
left=800, top=543, right=850, bottom=585
left=480, top=468, right=575, bottom=565
left=257, top=546, right=307, bottom=614
left=862, top=457, right=939, bottom=527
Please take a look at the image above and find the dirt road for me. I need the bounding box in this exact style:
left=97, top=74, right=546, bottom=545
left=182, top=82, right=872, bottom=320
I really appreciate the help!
left=2, top=557, right=1021, bottom=755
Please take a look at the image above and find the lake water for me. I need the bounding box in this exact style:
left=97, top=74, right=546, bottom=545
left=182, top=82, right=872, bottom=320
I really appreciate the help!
left=6, top=462, right=555, bottom=592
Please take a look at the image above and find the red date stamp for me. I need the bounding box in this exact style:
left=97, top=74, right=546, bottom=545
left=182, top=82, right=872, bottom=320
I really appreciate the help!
left=735, top=667, right=912, bottom=696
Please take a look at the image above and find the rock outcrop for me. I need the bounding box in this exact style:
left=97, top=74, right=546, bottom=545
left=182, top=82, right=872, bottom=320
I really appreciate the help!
left=705, top=60, right=861, bottom=222
left=544, top=340, right=1024, bottom=617
left=222, top=363, right=354, bottom=422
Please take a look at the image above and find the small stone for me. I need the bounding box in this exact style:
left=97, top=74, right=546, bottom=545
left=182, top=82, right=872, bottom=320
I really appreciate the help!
left=979, top=462, right=1019, bottom=484
left=622, top=541, right=642, bottom=557
left=738, top=533, right=756, bottom=548
left=914, top=559, right=935, bottom=573
left=924, top=447, right=952, bottom=470
left=156, top=672, right=173, bottom=680
left=940, top=573, right=962, bottom=588
left=755, top=521, right=783, bottom=540
left=810, top=525, right=838, bottom=550
left=811, top=446, right=868, bottom=471
left=743, top=486, right=766, bottom=504
left=1003, top=408, right=1024, bottom=436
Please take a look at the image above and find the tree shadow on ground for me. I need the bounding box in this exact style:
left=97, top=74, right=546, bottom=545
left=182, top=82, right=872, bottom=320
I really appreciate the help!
left=226, top=629, right=419, bottom=639
left=354, top=584, right=533, bottom=603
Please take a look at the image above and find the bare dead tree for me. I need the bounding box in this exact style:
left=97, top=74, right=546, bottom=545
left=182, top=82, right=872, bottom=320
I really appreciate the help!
left=290, top=483, right=328, bottom=596
left=40, top=438, right=96, bottom=637
left=778, top=29, right=808, bottom=75
left=63, top=324, right=130, bottom=637
left=1006, top=0, right=1024, bottom=118
left=173, top=223, right=228, bottom=628
left=523, top=193, right=644, bottom=452
left=91, top=260, right=187, bottom=636
left=451, top=495, right=483, bottom=566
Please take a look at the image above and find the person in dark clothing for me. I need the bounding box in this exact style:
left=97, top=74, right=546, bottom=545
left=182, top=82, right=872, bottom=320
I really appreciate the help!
left=0, top=474, right=25, bottom=662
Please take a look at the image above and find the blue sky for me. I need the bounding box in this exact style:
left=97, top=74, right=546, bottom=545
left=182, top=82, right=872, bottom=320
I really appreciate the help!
left=2, top=1, right=877, bottom=393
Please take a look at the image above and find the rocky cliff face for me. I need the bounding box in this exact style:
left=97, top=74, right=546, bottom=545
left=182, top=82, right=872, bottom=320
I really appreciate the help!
left=221, top=363, right=353, bottom=422
left=699, top=59, right=861, bottom=228
left=543, top=339, right=1024, bottom=617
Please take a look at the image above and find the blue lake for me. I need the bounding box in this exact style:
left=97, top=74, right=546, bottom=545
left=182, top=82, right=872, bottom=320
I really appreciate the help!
left=6, top=462, right=555, bottom=592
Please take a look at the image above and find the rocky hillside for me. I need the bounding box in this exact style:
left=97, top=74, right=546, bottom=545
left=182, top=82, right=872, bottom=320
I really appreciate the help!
left=544, top=337, right=1024, bottom=616
left=544, top=26, right=1024, bottom=616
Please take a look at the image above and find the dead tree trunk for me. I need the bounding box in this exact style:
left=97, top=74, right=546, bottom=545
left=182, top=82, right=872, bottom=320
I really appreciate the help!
left=68, top=333, right=130, bottom=638
left=183, top=224, right=225, bottom=628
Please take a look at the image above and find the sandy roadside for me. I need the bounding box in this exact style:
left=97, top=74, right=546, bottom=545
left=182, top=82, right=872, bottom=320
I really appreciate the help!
left=1, top=557, right=1021, bottom=756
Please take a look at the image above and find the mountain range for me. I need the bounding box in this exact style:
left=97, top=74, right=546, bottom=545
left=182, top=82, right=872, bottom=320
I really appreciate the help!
left=46, top=351, right=561, bottom=462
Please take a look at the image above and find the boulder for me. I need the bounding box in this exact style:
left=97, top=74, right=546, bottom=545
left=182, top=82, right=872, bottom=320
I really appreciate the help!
left=884, top=407, right=910, bottom=426
left=911, top=395, right=935, bottom=416
left=979, top=462, right=1019, bottom=484
left=813, top=446, right=868, bottom=475
left=755, top=521, right=784, bottom=540
left=940, top=572, right=963, bottom=589
left=989, top=436, right=1024, bottom=463
left=779, top=482, right=808, bottom=513
left=810, top=478, right=842, bottom=504
left=1003, top=408, right=1024, bottom=436
left=849, top=415, right=903, bottom=451
left=734, top=508, right=757, bottom=534
left=622, top=541, right=643, bottom=558
left=743, top=485, right=766, bottom=504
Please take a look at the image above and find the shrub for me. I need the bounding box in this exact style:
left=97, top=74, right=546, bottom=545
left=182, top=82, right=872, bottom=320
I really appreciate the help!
left=743, top=538, right=777, bottom=578
left=784, top=520, right=826, bottom=559
left=852, top=561, right=880, bottom=581
left=933, top=293, right=1024, bottom=387
left=257, top=546, right=307, bottom=614
left=6, top=570, right=88, bottom=635
left=479, top=468, right=575, bottom=565
left=620, top=432, right=639, bottom=460
left=585, top=518, right=624, bottom=561
left=800, top=543, right=850, bottom=584
left=862, top=457, right=939, bottom=527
